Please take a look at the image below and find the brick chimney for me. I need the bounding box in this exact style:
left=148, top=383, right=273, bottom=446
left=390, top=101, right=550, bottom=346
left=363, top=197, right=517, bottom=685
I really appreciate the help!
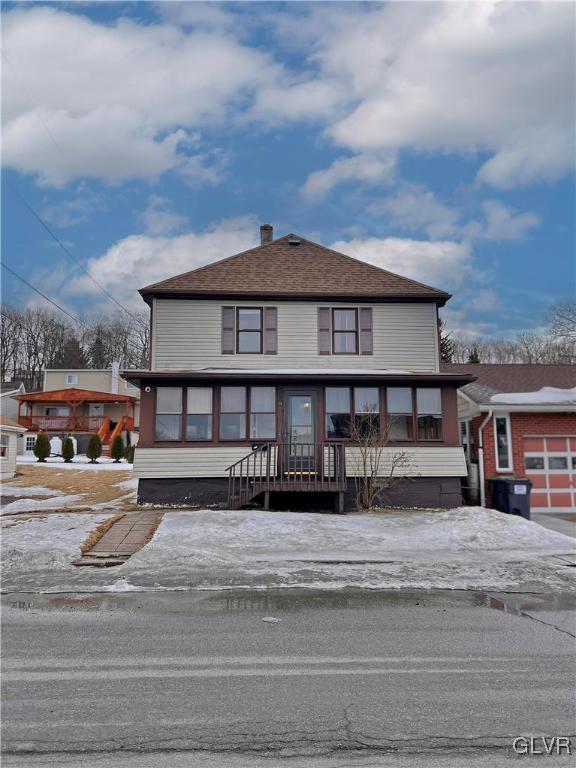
left=260, top=224, right=273, bottom=245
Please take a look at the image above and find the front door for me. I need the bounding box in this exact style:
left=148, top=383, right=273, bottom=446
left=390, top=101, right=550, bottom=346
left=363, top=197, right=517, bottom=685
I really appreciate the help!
left=284, top=391, right=317, bottom=473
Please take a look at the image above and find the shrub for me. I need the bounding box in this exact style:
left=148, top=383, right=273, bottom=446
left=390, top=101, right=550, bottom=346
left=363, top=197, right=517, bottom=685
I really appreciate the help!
left=111, top=434, right=125, bottom=463
left=86, top=433, right=102, bottom=464
left=62, top=436, right=75, bottom=463
left=124, top=444, right=135, bottom=464
left=33, top=433, right=51, bottom=463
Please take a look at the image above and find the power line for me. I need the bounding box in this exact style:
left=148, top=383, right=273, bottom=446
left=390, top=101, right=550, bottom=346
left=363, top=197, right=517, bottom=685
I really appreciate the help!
left=1, top=263, right=88, bottom=328
left=11, top=187, right=140, bottom=322
left=2, top=264, right=148, bottom=362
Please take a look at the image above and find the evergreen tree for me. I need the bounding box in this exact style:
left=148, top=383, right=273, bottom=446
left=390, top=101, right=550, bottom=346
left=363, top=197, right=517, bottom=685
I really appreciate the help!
left=467, top=345, right=481, bottom=363
left=53, top=335, right=88, bottom=369
left=438, top=319, right=454, bottom=363
left=33, top=433, right=51, bottom=462
left=111, top=434, right=125, bottom=463
left=86, top=433, right=102, bottom=463
left=89, top=330, right=107, bottom=368
left=62, top=436, right=75, bottom=463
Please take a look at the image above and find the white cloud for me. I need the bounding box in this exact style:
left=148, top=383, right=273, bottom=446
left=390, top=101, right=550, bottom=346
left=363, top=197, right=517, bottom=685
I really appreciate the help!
left=2, top=6, right=278, bottom=185
left=329, top=236, right=472, bottom=290
left=467, top=289, right=500, bottom=313
left=369, top=184, right=460, bottom=239
left=139, top=196, right=188, bottom=236
left=301, top=154, right=396, bottom=202
left=66, top=216, right=259, bottom=307
left=465, top=200, right=540, bottom=242
left=305, top=2, right=575, bottom=188
left=40, top=185, right=106, bottom=228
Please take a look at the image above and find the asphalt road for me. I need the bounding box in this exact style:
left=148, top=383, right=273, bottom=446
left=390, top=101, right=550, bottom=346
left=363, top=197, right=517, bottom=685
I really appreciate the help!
left=2, top=589, right=575, bottom=767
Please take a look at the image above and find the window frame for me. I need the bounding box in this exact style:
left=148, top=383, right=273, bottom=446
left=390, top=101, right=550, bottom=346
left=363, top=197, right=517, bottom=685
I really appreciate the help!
left=185, top=387, right=213, bottom=442
left=66, top=374, right=78, bottom=386
left=494, top=413, right=513, bottom=472
left=219, top=385, right=248, bottom=441
left=385, top=387, right=415, bottom=442
left=325, top=386, right=352, bottom=439
left=236, top=307, right=263, bottom=355
left=249, top=386, right=277, bottom=441
left=154, top=386, right=183, bottom=442
left=331, top=308, right=359, bottom=355
left=415, top=387, right=443, bottom=442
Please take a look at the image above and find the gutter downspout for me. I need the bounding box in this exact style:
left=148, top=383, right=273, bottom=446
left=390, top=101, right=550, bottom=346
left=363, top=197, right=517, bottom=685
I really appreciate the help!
left=478, top=410, right=493, bottom=508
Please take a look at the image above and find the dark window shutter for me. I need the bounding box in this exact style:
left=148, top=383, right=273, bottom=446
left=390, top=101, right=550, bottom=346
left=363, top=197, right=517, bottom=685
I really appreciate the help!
left=359, top=308, right=373, bottom=355
left=221, top=306, right=235, bottom=354
left=318, top=307, right=332, bottom=355
left=263, top=307, right=278, bottom=355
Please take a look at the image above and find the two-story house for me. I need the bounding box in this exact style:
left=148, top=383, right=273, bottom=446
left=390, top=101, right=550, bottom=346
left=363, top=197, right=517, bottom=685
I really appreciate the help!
left=123, top=227, right=473, bottom=511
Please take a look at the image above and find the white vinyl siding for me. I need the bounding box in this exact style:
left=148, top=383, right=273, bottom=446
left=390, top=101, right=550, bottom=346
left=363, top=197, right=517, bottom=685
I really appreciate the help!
left=133, top=446, right=467, bottom=479
left=153, top=299, right=439, bottom=372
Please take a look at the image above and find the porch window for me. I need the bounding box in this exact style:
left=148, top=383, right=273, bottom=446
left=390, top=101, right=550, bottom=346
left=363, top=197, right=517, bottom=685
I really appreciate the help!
left=155, top=387, right=182, bottom=441
left=332, top=309, right=358, bottom=354
left=186, top=387, right=212, bottom=441
left=250, top=387, right=276, bottom=439
left=494, top=415, right=512, bottom=471
left=354, top=387, right=380, bottom=437
left=416, top=388, right=443, bottom=440
left=237, top=308, right=262, bottom=353
left=387, top=388, right=413, bottom=440
left=220, top=386, right=246, bottom=440
left=325, top=387, right=351, bottom=438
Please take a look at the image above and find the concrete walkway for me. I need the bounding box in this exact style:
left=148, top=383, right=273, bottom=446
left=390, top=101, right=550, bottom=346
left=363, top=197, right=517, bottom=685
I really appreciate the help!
left=74, top=511, right=163, bottom=567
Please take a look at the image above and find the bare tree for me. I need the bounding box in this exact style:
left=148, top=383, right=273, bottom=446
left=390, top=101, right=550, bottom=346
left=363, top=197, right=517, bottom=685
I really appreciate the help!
left=348, top=411, right=412, bottom=511
left=547, top=302, right=576, bottom=343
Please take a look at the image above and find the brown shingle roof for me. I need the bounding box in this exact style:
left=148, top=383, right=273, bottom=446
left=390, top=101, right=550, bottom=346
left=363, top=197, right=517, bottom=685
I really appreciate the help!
left=139, top=234, right=451, bottom=304
left=441, top=363, right=575, bottom=404
left=14, top=387, right=138, bottom=404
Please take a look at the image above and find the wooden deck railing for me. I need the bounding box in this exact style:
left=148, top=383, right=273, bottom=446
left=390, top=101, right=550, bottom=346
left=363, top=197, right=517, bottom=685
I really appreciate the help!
left=227, top=442, right=347, bottom=509
left=18, top=415, right=106, bottom=432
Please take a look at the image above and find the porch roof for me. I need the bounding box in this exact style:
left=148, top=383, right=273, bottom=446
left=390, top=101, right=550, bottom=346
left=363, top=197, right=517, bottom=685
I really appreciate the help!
left=14, top=387, right=138, bottom=405
left=122, top=368, right=476, bottom=386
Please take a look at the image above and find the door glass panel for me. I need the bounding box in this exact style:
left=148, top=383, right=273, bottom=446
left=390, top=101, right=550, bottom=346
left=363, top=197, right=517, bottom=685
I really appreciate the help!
left=286, top=395, right=314, bottom=443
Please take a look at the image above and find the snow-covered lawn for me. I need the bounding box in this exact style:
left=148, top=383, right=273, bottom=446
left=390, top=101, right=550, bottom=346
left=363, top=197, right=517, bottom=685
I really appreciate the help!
left=17, top=455, right=133, bottom=471
left=2, top=506, right=575, bottom=594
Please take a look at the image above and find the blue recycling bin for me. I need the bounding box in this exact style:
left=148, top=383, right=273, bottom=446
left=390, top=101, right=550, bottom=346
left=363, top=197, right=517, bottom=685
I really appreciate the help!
left=488, top=478, right=532, bottom=520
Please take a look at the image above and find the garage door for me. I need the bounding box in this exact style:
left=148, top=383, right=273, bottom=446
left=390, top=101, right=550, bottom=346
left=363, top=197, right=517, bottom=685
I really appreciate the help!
left=523, top=436, right=576, bottom=512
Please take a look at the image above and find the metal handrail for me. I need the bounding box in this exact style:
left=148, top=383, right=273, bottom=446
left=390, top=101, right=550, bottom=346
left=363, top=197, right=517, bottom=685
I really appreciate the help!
left=227, top=442, right=347, bottom=509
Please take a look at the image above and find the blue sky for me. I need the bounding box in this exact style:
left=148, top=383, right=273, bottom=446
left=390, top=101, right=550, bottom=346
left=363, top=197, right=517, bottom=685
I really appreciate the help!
left=2, top=1, right=574, bottom=337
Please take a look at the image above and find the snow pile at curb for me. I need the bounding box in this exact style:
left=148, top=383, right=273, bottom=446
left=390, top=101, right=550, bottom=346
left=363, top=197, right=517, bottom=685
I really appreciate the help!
left=1, top=513, right=108, bottom=577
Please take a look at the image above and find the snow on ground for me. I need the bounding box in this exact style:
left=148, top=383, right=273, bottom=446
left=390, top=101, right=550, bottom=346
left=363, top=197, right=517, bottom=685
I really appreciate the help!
left=2, top=485, right=60, bottom=498
left=490, top=386, right=576, bottom=405
left=1, top=513, right=108, bottom=587
left=1, top=495, right=86, bottom=516
left=114, top=477, right=139, bottom=490
left=17, top=455, right=133, bottom=471
left=2, top=506, right=575, bottom=594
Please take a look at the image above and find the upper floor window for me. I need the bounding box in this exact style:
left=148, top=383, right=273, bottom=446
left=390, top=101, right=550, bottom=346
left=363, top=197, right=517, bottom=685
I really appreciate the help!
left=318, top=307, right=372, bottom=355
left=237, top=308, right=262, bottom=353
left=332, top=309, right=358, bottom=354
left=66, top=374, right=78, bottom=385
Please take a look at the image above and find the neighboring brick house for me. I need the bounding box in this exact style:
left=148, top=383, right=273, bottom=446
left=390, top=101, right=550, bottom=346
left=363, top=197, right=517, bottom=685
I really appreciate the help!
left=444, top=364, right=575, bottom=512
left=123, top=226, right=474, bottom=511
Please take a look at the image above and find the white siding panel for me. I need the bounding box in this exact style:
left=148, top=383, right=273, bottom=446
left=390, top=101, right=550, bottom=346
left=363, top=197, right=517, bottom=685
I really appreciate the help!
left=133, top=446, right=467, bottom=479
left=154, top=300, right=439, bottom=372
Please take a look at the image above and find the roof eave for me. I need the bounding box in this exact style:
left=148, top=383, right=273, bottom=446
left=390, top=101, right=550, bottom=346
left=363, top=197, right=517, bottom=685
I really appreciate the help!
left=138, top=289, right=451, bottom=306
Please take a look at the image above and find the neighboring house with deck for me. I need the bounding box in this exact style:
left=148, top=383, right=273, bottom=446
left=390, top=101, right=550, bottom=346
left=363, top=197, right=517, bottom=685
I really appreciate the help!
left=123, top=226, right=473, bottom=511
left=1, top=381, right=26, bottom=454
left=444, top=363, right=575, bottom=513
left=15, top=363, right=139, bottom=456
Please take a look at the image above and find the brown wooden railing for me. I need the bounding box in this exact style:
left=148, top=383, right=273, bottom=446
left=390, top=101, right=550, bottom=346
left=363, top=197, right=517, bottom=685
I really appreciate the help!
left=227, top=442, right=347, bottom=509
left=19, top=415, right=106, bottom=432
